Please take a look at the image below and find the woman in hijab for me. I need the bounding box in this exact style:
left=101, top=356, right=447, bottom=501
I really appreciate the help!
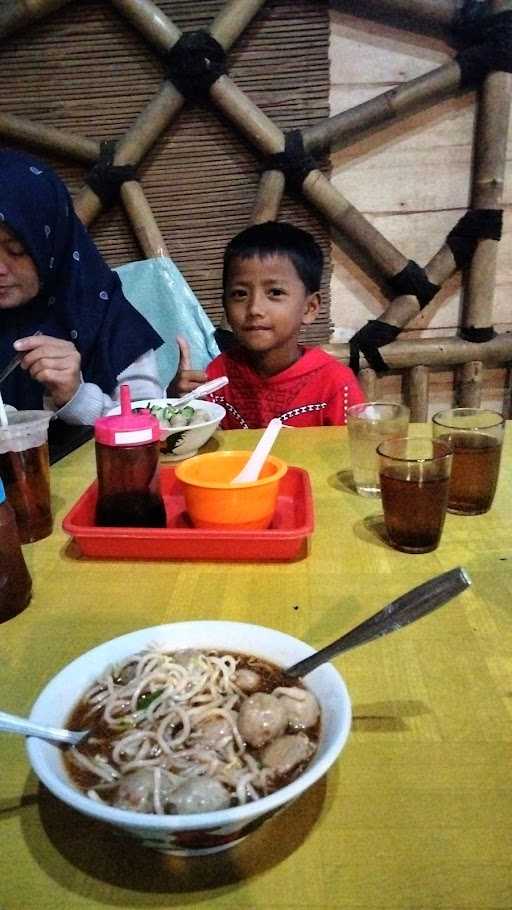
left=0, top=150, right=164, bottom=424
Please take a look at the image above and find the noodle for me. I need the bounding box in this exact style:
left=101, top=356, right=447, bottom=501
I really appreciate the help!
left=65, top=648, right=320, bottom=816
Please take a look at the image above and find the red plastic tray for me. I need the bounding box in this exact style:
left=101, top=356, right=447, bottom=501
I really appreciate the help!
left=62, top=465, right=314, bottom=561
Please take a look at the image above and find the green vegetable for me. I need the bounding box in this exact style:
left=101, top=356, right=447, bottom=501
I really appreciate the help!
left=136, top=689, right=163, bottom=710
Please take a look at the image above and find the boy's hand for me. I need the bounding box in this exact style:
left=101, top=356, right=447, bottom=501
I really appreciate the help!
left=14, top=334, right=81, bottom=407
left=167, top=335, right=207, bottom=396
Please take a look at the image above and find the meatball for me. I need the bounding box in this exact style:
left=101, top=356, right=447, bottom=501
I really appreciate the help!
left=234, top=668, right=261, bottom=693
left=196, top=716, right=233, bottom=748
left=275, top=687, right=320, bottom=731
left=261, top=733, right=314, bottom=776
left=237, top=693, right=287, bottom=748
left=114, top=768, right=173, bottom=813
left=167, top=777, right=230, bottom=814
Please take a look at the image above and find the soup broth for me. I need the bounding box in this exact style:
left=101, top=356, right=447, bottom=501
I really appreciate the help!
left=65, top=649, right=320, bottom=815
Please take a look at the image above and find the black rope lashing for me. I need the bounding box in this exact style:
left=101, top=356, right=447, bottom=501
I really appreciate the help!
left=452, top=0, right=488, bottom=37
left=266, top=130, right=318, bottom=190
left=446, top=209, right=503, bottom=271
left=348, top=320, right=401, bottom=375
left=165, top=31, right=226, bottom=101
left=460, top=325, right=496, bottom=342
left=85, top=141, right=138, bottom=208
left=454, top=11, right=512, bottom=88
left=388, top=260, right=440, bottom=311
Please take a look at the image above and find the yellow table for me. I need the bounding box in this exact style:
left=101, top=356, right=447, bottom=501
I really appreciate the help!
left=1, top=427, right=511, bottom=910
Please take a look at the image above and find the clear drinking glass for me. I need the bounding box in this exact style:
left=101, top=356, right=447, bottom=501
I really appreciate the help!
left=347, top=402, right=410, bottom=496
left=377, top=436, right=452, bottom=554
left=0, top=410, right=52, bottom=544
left=432, top=407, right=505, bottom=515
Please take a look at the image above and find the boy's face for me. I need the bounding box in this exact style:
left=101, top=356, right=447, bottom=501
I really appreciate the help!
left=224, top=254, right=320, bottom=372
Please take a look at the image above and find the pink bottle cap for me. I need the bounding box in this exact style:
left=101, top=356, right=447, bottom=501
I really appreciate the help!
left=94, top=385, right=160, bottom=447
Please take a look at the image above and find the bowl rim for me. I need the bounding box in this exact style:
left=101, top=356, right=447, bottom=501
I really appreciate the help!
left=175, top=451, right=288, bottom=489
left=27, top=621, right=351, bottom=832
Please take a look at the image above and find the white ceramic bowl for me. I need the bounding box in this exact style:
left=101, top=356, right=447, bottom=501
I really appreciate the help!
left=106, top=398, right=226, bottom=462
left=27, top=622, right=351, bottom=856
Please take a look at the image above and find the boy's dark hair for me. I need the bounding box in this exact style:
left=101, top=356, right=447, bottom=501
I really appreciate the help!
left=223, top=221, right=324, bottom=295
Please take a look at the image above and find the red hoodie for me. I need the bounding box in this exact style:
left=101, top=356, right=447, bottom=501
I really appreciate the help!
left=206, top=346, right=365, bottom=429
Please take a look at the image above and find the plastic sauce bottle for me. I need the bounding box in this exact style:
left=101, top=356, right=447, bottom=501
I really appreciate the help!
left=0, top=476, right=32, bottom=622
left=94, top=385, right=166, bottom=528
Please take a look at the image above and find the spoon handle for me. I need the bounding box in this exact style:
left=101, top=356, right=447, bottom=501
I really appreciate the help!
left=232, top=418, right=283, bottom=483
left=177, top=375, right=229, bottom=407
left=0, top=710, right=84, bottom=745
left=285, top=567, right=471, bottom=678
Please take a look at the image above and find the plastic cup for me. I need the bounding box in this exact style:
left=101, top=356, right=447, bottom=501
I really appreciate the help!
left=0, top=410, right=52, bottom=544
left=432, top=408, right=505, bottom=515
left=377, top=436, right=452, bottom=554
left=347, top=402, right=410, bottom=496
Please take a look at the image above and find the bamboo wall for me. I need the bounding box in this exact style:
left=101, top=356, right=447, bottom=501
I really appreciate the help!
left=0, top=0, right=332, bottom=342
left=1, top=0, right=511, bottom=417
left=327, top=5, right=512, bottom=417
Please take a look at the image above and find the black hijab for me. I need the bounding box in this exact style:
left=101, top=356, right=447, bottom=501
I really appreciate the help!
left=0, top=150, right=163, bottom=408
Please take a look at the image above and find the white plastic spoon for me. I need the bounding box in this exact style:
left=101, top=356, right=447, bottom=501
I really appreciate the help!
left=177, top=375, right=228, bottom=407
left=232, top=418, right=283, bottom=484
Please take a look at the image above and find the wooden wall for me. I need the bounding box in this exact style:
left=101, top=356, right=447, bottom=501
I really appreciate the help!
left=327, top=9, right=512, bottom=414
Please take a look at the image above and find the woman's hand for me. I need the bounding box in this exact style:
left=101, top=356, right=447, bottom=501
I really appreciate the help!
left=14, top=334, right=82, bottom=407
left=166, top=335, right=207, bottom=396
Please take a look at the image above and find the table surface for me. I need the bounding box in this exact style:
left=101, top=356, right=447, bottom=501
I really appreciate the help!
left=1, top=426, right=511, bottom=910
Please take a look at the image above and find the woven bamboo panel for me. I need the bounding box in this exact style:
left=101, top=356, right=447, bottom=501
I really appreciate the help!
left=0, top=0, right=332, bottom=343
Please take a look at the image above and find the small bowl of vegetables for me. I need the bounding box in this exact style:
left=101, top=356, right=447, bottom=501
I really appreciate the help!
left=108, top=398, right=226, bottom=461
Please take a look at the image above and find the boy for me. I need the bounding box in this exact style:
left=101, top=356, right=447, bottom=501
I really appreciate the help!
left=175, top=221, right=364, bottom=428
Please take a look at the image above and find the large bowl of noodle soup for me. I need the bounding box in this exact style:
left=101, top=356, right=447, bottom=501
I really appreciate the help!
left=27, top=622, right=351, bottom=856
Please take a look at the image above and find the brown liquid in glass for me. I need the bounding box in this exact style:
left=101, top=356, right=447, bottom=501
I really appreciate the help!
left=0, top=499, right=32, bottom=622
left=380, top=472, right=450, bottom=553
left=437, top=432, right=501, bottom=514
left=0, top=443, right=52, bottom=544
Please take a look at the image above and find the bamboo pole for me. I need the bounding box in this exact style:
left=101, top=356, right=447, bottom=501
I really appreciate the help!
left=0, top=114, right=99, bottom=163
left=0, top=0, right=72, bottom=38
left=302, top=169, right=408, bottom=277
left=120, top=181, right=170, bottom=259
left=209, top=0, right=267, bottom=51
left=331, top=0, right=457, bottom=28
left=74, top=83, right=185, bottom=225
left=456, top=361, right=483, bottom=407
left=359, top=368, right=377, bottom=400
left=209, top=76, right=285, bottom=154
left=326, top=332, right=512, bottom=369
left=109, top=0, right=181, bottom=52
left=462, top=0, right=512, bottom=333
left=303, top=63, right=461, bottom=156
left=404, top=364, right=429, bottom=421
left=210, top=75, right=408, bottom=277
left=251, top=171, right=285, bottom=223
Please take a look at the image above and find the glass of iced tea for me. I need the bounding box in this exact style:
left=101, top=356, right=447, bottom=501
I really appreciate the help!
left=432, top=408, right=505, bottom=515
left=347, top=402, right=410, bottom=496
left=0, top=410, right=53, bottom=544
left=377, top=437, right=453, bottom=554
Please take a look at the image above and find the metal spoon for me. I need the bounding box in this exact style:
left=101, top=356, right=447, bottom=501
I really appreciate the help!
left=285, top=567, right=471, bottom=678
left=0, top=710, right=89, bottom=747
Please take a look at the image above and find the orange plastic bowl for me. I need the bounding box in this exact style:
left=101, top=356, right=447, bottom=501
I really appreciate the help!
left=174, top=450, right=288, bottom=530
